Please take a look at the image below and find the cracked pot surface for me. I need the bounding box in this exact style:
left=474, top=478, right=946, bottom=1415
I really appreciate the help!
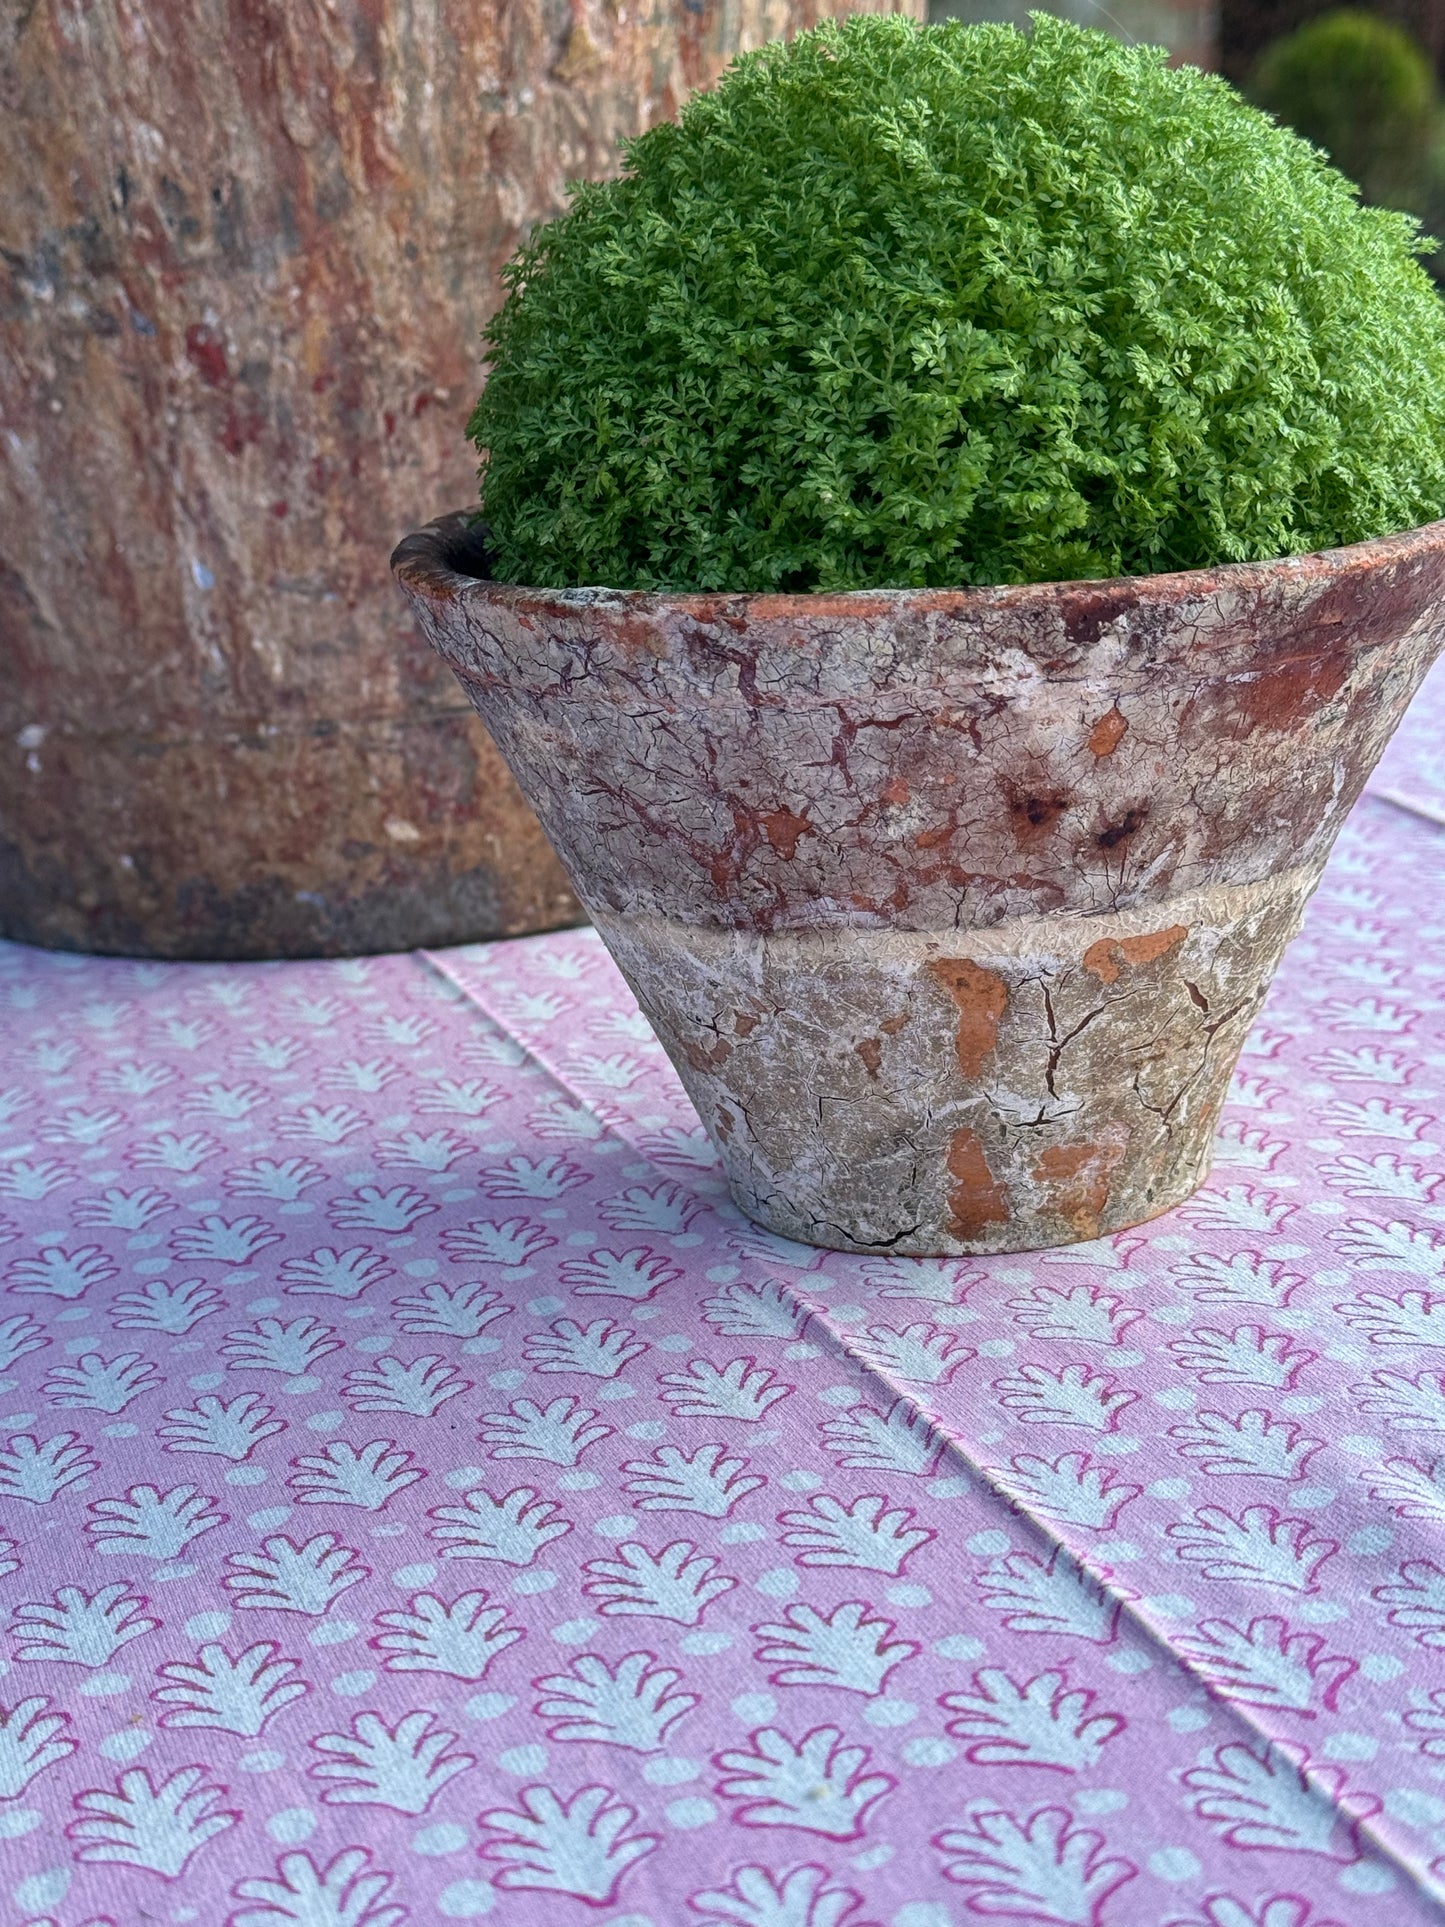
left=392, top=513, right=1445, bottom=1251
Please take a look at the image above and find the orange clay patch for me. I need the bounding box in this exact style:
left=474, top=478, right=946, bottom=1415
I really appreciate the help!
left=927, top=958, right=1009, bottom=1078
left=1036, top=1138, right=1127, bottom=1242
left=855, top=1038, right=883, bottom=1078
left=945, top=1126, right=1011, bottom=1241
left=761, top=807, right=812, bottom=860
left=1087, top=706, right=1128, bottom=757
left=1082, top=924, right=1188, bottom=986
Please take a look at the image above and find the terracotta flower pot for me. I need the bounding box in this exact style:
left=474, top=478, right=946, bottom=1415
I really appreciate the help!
left=393, top=512, right=1445, bottom=1254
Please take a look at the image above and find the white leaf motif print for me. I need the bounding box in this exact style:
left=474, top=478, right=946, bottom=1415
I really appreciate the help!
left=585, top=1539, right=736, bottom=1623
left=1372, top=1559, right=1445, bottom=1647
left=849, top=1322, right=974, bottom=1383
left=479, top=1395, right=612, bottom=1464
left=1166, top=1895, right=1351, bottom=1927
left=562, top=1245, right=683, bottom=1301
left=704, top=1279, right=809, bottom=1339
left=535, top=1649, right=697, bottom=1751
left=87, top=1483, right=225, bottom=1560
left=0, top=1431, right=97, bottom=1503
left=223, top=1318, right=341, bottom=1377
left=526, top=1317, right=647, bottom=1378
left=820, top=1400, right=942, bottom=1476
left=992, top=1452, right=1141, bottom=1530
left=429, top=1484, right=572, bottom=1565
left=479, top=1783, right=659, bottom=1902
left=1166, top=1409, right=1321, bottom=1480
left=159, top=1393, right=286, bottom=1461
left=110, top=1276, right=223, bottom=1334
left=224, top=1534, right=369, bottom=1615
left=374, top=1588, right=523, bottom=1679
left=1167, top=1325, right=1314, bottom=1389
left=43, top=1349, right=162, bottom=1411
left=1171, top=1252, right=1302, bottom=1307
left=600, top=1181, right=701, bottom=1236
left=0, top=1694, right=77, bottom=1795
left=156, top=1641, right=309, bottom=1735
left=934, top=1804, right=1137, bottom=1924
left=393, top=1278, right=512, bottom=1339
left=714, top=1725, right=893, bottom=1838
left=662, top=1357, right=792, bottom=1422
left=280, top=1246, right=394, bottom=1300
left=687, top=1862, right=869, bottom=1927
left=440, top=1216, right=557, bottom=1269
left=1180, top=1740, right=1376, bottom=1859
left=1007, top=1285, right=1142, bottom=1347
left=309, top=1709, right=473, bottom=1813
left=288, top=1440, right=424, bottom=1510
left=976, top=1548, right=1125, bottom=1643
left=1173, top=1617, right=1356, bottom=1716
left=778, top=1494, right=935, bottom=1574
left=752, top=1601, right=917, bottom=1695
left=1351, top=1368, right=1445, bottom=1434
left=342, top=1354, right=469, bottom=1416
left=1166, top=1506, right=1337, bottom=1593
left=66, top=1764, right=238, bottom=1875
left=941, top=1670, right=1124, bottom=1770
left=327, top=1185, right=438, bottom=1233
left=7, top=1240, right=117, bottom=1299
left=0, top=1312, right=47, bottom=1373
left=623, top=1442, right=765, bottom=1516
left=229, top=1842, right=408, bottom=1919
left=992, top=1363, right=1138, bottom=1434
left=1328, top=1218, right=1445, bottom=1277
left=1336, top=1288, right=1445, bottom=1347
left=11, top=1582, right=159, bottom=1666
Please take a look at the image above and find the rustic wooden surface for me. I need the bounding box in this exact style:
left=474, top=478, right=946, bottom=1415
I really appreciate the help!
left=0, top=0, right=911, bottom=959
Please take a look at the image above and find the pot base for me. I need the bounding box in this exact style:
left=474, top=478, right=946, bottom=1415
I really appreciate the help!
left=595, top=867, right=1314, bottom=1254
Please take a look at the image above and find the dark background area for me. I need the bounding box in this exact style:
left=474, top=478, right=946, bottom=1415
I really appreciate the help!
left=1221, top=0, right=1445, bottom=81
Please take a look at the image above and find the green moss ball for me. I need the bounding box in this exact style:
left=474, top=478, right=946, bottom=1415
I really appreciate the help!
left=470, top=12, right=1445, bottom=592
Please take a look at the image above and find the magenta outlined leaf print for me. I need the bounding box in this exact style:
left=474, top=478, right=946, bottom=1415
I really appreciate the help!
left=155, top=1641, right=309, bottom=1736
left=373, top=1588, right=523, bottom=1679
left=479, top=1394, right=612, bottom=1464
left=327, top=1185, right=438, bottom=1233
left=1180, top=1741, right=1378, bottom=1859
left=428, top=1483, right=572, bottom=1565
left=600, top=1181, right=701, bottom=1236
left=171, top=1215, right=284, bottom=1265
left=715, top=1725, right=893, bottom=1839
left=479, top=1153, right=592, bottom=1199
left=992, top=1363, right=1138, bottom=1434
left=623, top=1441, right=765, bottom=1516
left=309, top=1709, right=473, bottom=1813
left=562, top=1245, right=684, bottom=1301
left=991, top=1453, right=1141, bottom=1531
left=393, top=1279, right=512, bottom=1340
left=1165, top=1410, right=1322, bottom=1480
left=0, top=1693, right=77, bottom=1796
left=280, top=1245, right=394, bottom=1300
left=222, top=1317, right=341, bottom=1377
left=0, top=1430, right=97, bottom=1502
left=287, top=1440, right=424, bottom=1510
left=534, top=1649, right=698, bottom=1751
left=110, top=1276, right=224, bottom=1334
left=160, top=1393, right=286, bottom=1461
left=1165, top=1895, right=1351, bottom=1927
left=704, top=1279, right=809, bottom=1339
left=1171, top=1253, right=1303, bottom=1307
left=526, top=1317, right=647, bottom=1378
left=479, top=1783, right=659, bottom=1902
left=662, top=1356, right=792, bottom=1422
left=43, top=1348, right=161, bottom=1412
left=1372, top=1559, right=1445, bottom=1646
left=1328, top=1218, right=1445, bottom=1277
left=778, top=1494, right=935, bottom=1574
left=10, top=1582, right=159, bottom=1667
left=1006, top=1285, right=1142, bottom=1348
left=820, top=1399, right=941, bottom=1475
left=1166, top=1326, right=1315, bottom=1389
left=7, top=1241, right=117, bottom=1299
left=687, top=1862, right=873, bottom=1927
left=441, top=1215, right=557, bottom=1269
left=67, top=1763, right=239, bottom=1876
left=584, top=1539, right=736, bottom=1623
left=1364, top=1455, right=1445, bottom=1521
left=848, top=1323, right=975, bottom=1384
left=1172, top=1617, right=1356, bottom=1717
left=752, top=1601, right=917, bottom=1696
left=0, top=1310, right=47, bottom=1373
left=200, top=1846, right=407, bottom=1927
left=223, top=1155, right=324, bottom=1201
left=941, top=1670, right=1125, bottom=1770
left=87, top=1483, right=226, bottom=1560
left=223, top=1534, right=369, bottom=1615
left=975, top=1549, right=1126, bottom=1643
left=342, top=1354, right=469, bottom=1417
left=1166, top=1507, right=1338, bottom=1593
left=1351, top=1367, right=1445, bottom=1433
left=934, top=1805, right=1136, bottom=1924
left=74, top=1183, right=177, bottom=1228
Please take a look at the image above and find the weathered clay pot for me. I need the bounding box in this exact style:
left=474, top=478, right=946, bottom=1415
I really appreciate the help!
left=393, top=512, right=1445, bottom=1254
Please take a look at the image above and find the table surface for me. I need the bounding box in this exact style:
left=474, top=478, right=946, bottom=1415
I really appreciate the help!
left=2, top=665, right=1445, bottom=1927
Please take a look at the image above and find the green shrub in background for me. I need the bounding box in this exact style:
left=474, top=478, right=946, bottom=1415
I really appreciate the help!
left=1250, top=9, right=1438, bottom=211
left=471, top=13, right=1445, bottom=593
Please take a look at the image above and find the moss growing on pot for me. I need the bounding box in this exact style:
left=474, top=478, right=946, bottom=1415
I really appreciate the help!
left=470, top=12, right=1445, bottom=592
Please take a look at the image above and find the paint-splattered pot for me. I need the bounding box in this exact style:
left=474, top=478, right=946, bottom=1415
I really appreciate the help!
left=392, top=513, right=1445, bottom=1253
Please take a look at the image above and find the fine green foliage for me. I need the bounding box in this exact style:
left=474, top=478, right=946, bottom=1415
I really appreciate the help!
left=1251, top=9, right=1438, bottom=212
left=471, top=13, right=1445, bottom=592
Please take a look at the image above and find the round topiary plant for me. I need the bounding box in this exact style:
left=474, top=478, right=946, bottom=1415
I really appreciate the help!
left=469, top=11, right=1445, bottom=592
left=1250, top=8, right=1438, bottom=213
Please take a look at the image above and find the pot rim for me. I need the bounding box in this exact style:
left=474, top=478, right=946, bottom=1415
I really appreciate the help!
left=392, top=508, right=1445, bottom=621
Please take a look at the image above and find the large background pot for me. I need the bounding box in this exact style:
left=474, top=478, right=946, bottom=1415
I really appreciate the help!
left=395, top=513, right=1445, bottom=1254
left=0, top=0, right=908, bottom=959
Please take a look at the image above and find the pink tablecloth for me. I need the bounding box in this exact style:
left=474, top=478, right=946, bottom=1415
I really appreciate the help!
left=3, top=673, right=1445, bottom=1927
